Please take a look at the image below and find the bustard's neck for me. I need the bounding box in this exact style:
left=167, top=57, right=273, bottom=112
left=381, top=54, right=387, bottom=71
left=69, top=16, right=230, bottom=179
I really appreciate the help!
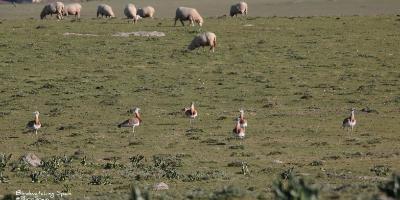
left=35, top=115, right=40, bottom=124
left=135, top=112, right=142, bottom=121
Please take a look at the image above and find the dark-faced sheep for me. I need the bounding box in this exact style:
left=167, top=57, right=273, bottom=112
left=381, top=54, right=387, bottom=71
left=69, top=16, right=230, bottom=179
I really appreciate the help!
left=230, top=1, right=248, bottom=17
left=40, top=2, right=64, bottom=20
left=97, top=4, right=115, bottom=18
left=137, top=6, right=155, bottom=18
left=175, top=7, right=203, bottom=27
left=64, top=3, right=82, bottom=19
left=124, top=4, right=141, bottom=23
left=188, top=32, right=217, bottom=52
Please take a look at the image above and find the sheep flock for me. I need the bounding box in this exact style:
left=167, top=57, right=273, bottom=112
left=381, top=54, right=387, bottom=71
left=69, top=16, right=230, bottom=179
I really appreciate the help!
left=40, top=1, right=249, bottom=52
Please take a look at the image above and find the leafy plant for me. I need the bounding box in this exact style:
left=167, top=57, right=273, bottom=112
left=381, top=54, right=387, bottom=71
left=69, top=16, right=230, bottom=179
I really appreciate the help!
left=103, top=157, right=124, bottom=169
left=211, top=185, right=247, bottom=200
left=376, top=173, right=400, bottom=199
left=0, top=153, right=12, bottom=170
left=129, top=155, right=145, bottom=168
left=80, top=156, right=87, bottom=166
left=0, top=171, right=9, bottom=183
left=30, top=171, right=42, bottom=183
left=371, top=165, right=390, bottom=177
left=90, top=175, right=111, bottom=185
left=183, top=170, right=226, bottom=182
left=129, top=186, right=149, bottom=200
left=281, top=167, right=294, bottom=180
left=273, top=175, right=319, bottom=200
left=241, top=162, right=250, bottom=176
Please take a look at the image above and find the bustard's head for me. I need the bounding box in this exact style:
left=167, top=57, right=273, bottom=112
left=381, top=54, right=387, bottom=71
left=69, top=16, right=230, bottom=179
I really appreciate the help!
left=134, top=107, right=140, bottom=113
left=239, top=109, right=244, bottom=114
left=33, top=111, right=40, bottom=116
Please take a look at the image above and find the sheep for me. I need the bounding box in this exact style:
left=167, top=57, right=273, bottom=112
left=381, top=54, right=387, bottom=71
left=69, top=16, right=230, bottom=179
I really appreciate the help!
left=64, top=3, right=82, bottom=19
left=230, top=1, right=248, bottom=17
left=137, top=6, right=155, bottom=18
left=188, top=32, right=217, bottom=52
left=40, top=2, right=65, bottom=20
left=175, top=7, right=203, bottom=27
left=124, top=4, right=141, bottom=23
left=97, top=4, right=115, bottom=18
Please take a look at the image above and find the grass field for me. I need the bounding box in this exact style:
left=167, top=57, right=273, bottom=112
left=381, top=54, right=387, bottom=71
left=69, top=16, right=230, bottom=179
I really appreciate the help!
left=0, top=1, right=400, bottom=199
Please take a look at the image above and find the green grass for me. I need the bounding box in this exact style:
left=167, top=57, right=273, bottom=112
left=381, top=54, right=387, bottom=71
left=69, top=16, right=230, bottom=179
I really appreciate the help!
left=0, top=13, right=400, bottom=199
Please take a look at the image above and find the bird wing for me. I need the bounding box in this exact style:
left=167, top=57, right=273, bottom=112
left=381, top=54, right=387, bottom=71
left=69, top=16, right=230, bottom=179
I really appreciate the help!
left=118, top=119, right=133, bottom=127
left=26, top=120, right=35, bottom=129
left=185, top=109, right=192, bottom=116
left=342, top=117, right=350, bottom=125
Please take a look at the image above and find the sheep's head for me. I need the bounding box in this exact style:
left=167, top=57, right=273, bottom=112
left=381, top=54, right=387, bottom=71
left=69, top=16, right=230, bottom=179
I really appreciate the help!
left=134, top=15, right=142, bottom=22
left=198, top=21, right=203, bottom=27
left=196, top=17, right=203, bottom=27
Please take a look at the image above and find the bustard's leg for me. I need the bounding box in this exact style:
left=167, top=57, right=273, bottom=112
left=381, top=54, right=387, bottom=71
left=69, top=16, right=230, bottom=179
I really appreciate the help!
left=35, top=129, right=37, bottom=135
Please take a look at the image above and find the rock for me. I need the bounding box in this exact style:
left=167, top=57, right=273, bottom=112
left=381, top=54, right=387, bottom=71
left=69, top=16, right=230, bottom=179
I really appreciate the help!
left=23, top=153, right=41, bottom=167
left=153, top=182, right=169, bottom=190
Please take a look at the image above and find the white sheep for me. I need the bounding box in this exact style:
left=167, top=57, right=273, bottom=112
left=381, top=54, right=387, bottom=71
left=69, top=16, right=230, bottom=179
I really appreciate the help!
left=64, top=3, right=82, bottom=19
left=97, top=4, right=115, bottom=18
left=175, top=7, right=203, bottom=27
left=40, top=2, right=64, bottom=20
left=188, top=32, right=217, bottom=52
left=230, top=1, right=248, bottom=17
left=137, top=6, right=155, bottom=18
left=124, top=4, right=141, bottom=23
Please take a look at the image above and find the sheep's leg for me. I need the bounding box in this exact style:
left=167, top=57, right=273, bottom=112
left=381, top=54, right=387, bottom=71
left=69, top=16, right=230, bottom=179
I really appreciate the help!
left=189, top=17, right=194, bottom=26
left=174, top=18, right=178, bottom=26
left=180, top=19, right=185, bottom=26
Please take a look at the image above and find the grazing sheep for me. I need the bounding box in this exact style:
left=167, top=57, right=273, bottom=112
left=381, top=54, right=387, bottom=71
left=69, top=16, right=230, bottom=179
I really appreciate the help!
left=188, top=32, right=217, bottom=52
left=230, top=1, right=248, bottom=17
left=64, top=3, right=82, bottom=19
left=124, top=4, right=141, bottom=23
left=137, top=6, right=155, bottom=18
left=175, top=7, right=203, bottom=27
left=40, top=2, right=65, bottom=20
left=97, top=4, right=115, bottom=18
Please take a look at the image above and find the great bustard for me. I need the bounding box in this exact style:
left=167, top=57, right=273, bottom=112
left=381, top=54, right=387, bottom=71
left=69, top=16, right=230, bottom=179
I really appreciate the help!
left=342, top=108, right=356, bottom=132
left=239, top=109, right=247, bottom=128
left=26, top=111, right=41, bottom=135
left=233, top=117, right=245, bottom=139
left=118, top=107, right=142, bottom=134
left=183, top=102, right=198, bottom=125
